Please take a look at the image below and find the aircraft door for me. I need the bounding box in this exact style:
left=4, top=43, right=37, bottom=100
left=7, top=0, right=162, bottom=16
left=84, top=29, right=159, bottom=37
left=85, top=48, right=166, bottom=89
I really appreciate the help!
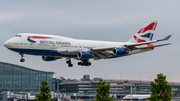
left=56, top=42, right=61, bottom=49
left=29, top=43, right=34, bottom=48
left=78, top=44, right=82, bottom=48
left=52, top=44, right=56, bottom=49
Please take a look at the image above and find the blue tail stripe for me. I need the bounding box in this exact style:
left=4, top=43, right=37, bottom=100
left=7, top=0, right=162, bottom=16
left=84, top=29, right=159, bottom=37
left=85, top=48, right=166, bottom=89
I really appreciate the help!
left=140, top=33, right=154, bottom=40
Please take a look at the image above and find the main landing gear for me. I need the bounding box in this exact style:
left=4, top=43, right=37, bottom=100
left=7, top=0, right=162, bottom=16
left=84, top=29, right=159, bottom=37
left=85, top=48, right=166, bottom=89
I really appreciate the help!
left=20, top=53, right=25, bottom=62
left=66, top=58, right=73, bottom=67
left=66, top=59, right=92, bottom=67
left=78, top=60, right=92, bottom=66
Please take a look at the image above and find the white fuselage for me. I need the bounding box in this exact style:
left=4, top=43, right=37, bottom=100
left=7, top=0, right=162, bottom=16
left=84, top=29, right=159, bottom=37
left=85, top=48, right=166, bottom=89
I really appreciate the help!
left=4, top=33, right=152, bottom=61
left=4, top=33, right=127, bottom=56
left=123, top=95, right=151, bottom=100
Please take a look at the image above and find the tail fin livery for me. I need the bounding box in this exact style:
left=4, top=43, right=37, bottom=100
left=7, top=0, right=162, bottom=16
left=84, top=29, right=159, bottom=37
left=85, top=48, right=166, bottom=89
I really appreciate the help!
left=128, top=20, right=158, bottom=43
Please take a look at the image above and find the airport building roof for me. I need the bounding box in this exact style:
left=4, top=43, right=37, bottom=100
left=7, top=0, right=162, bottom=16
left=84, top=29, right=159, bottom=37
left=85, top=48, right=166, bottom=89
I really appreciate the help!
left=0, top=61, right=54, bottom=73
left=0, top=61, right=54, bottom=93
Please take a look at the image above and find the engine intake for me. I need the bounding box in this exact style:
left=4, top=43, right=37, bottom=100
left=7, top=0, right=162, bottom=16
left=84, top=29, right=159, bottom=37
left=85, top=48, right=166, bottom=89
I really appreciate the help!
left=42, top=56, right=57, bottom=61
left=77, top=51, right=92, bottom=59
left=113, top=48, right=128, bottom=55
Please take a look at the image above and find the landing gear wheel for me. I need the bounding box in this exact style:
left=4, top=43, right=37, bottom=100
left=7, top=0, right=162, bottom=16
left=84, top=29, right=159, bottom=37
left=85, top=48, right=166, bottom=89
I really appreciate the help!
left=66, top=61, right=70, bottom=64
left=66, top=58, right=73, bottom=67
left=78, top=62, right=82, bottom=65
left=88, top=62, right=92, bottom=66
left=78, top=60, right=92, bottom=66
left=20, top=53, right=25, bottom=62
left=20, top=59, right=25, bottom=62
left=68, top=64, right=73, bottom=67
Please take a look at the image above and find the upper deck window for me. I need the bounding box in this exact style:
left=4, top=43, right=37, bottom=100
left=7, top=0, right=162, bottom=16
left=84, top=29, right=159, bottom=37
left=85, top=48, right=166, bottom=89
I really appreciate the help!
left=15, top=35, right=21, bottom=37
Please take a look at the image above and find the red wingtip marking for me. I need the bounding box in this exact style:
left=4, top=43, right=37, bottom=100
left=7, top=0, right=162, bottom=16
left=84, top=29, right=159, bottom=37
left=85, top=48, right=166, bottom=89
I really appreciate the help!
left=146, top=44, right=154, bottom=50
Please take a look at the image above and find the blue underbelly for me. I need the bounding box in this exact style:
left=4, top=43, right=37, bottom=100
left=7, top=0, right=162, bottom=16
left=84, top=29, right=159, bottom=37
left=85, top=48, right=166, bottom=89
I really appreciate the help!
left=9, top=48, right=77, bottom=57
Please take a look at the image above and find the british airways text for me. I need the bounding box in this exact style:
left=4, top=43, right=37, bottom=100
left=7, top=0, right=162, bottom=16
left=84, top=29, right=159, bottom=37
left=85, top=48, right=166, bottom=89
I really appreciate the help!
left=40, top=40, right=71, bottom=45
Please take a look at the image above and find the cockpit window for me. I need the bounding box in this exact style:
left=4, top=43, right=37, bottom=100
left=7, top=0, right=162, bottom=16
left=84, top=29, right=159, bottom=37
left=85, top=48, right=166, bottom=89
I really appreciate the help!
left=15, top=35, right=21, bottom=37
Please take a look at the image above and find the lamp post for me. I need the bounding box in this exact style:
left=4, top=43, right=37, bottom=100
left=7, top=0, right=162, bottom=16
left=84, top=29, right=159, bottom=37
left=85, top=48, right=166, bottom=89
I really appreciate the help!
left=130, top=81, right=132, bottom=101
left=56, top=80, right=59, bottom=93
left=124, top=80, right=132, bottom=101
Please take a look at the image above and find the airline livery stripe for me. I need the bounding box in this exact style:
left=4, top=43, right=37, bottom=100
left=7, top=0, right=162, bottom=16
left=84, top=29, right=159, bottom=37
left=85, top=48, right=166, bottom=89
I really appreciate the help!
left=153, top=23, right=157, bottom=31
left=137, top=22, right=157, bottom=34
left=27, top=36, right=51, bottom=39
left=133, top=35, right=146, bottom=43
left=146, top=44, right=154, bottom=50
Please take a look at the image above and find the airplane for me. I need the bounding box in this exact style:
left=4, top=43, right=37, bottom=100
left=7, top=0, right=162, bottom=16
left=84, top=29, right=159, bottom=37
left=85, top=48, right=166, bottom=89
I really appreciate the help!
left=123, top=95, right=150, bottom=100
left=4, top=20, right=171, bottom=67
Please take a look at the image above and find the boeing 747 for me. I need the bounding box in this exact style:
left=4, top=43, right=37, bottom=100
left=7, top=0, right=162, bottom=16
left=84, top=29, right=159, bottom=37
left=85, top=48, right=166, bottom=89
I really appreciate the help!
left=4, top=20, right=171, bottom=67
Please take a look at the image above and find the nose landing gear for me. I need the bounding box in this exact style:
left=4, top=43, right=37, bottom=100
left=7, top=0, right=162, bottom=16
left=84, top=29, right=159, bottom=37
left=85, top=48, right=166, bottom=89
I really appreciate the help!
left=20, top=53, right=25, bottom=62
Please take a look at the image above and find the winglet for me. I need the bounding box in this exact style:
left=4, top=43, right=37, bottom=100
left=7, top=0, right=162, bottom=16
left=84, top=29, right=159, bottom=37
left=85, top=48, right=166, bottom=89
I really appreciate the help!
left=162, top=35, right=172, bottom=41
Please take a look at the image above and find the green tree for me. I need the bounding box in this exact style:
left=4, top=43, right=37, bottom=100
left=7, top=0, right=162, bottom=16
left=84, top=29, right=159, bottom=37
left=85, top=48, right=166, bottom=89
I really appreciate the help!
left=95, top=79, right=114, bottom=101
left=148, top=73, right=172, bottom=101
left=60, top=88, right=66, bottom=93
left=34, top=81, right=54, bottom=101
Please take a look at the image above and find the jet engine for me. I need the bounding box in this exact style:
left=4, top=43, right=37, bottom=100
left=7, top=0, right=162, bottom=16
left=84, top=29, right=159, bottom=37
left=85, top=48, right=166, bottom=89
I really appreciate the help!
left=42, top=56, right=57, bottom=61
left=77, top=51, right=92, bottom=59
left=113, top=48, right=128, bottom=55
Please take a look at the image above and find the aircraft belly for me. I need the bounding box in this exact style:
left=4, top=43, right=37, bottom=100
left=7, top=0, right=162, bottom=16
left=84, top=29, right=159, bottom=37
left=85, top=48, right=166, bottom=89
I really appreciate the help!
left=8, top=48, right=77, bottom=57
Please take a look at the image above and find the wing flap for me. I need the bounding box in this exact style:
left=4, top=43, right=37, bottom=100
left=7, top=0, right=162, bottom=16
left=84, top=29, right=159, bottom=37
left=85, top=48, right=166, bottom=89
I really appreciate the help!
left=56, top=35, right=171, bottom=59
left=91, top=47, right=115, bottom=52
left=93, top=52, right=113, bottom=60
left=138, top=43, right=171, bottom=49
left=94, top=52, right=107, bottom=59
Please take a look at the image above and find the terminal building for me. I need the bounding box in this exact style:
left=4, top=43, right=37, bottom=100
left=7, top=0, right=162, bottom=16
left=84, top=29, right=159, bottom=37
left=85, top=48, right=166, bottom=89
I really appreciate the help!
left=55, top=75, right=180, bottom=99
left=1, top=61, right=180, bottom=100
left=0, top=61, right=54, bottom=93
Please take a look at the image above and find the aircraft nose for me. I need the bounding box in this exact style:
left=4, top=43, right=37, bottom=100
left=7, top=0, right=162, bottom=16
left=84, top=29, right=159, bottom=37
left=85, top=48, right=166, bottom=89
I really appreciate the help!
left=4, top=41, right=9, bottom=48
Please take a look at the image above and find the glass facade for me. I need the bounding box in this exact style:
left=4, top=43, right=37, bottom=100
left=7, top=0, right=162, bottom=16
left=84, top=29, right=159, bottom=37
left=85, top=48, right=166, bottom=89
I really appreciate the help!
left=0, top=62, right=53, bottom=93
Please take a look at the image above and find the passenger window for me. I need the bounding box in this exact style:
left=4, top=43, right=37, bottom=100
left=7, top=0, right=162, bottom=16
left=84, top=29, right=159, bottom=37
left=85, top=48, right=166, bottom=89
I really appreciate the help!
left=15, top=35, right=21, bottom=37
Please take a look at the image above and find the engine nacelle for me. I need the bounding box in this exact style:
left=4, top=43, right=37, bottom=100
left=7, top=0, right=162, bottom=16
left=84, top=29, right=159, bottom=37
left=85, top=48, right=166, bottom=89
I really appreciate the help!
left=42, top=56, right=57, bottom=61
left=113, top=48, right=128, bottom=55
left=77, top=51, right=92, bottom=59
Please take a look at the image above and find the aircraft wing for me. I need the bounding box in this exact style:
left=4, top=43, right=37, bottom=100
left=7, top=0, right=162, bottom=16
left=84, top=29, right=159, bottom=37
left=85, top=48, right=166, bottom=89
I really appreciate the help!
left=57, top=35, right=171, bottom=60
left=91, top=35, right=171, bottom=52
left=90, top=47, right=115, bottom=60
left=57, top=47, right=114, bottom=60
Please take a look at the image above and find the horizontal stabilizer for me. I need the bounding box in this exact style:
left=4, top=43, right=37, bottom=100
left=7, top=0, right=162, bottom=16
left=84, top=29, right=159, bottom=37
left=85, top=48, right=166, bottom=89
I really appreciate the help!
left=126, top=35, right=172, bottom=48
left=138, top=43, right=172, bottom=49
left=162, top=35, right=171, bottom=41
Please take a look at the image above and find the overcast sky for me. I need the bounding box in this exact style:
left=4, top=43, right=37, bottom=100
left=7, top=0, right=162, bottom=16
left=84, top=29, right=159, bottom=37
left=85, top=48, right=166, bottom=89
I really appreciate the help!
left=0, top=1, right=180, bottom=82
